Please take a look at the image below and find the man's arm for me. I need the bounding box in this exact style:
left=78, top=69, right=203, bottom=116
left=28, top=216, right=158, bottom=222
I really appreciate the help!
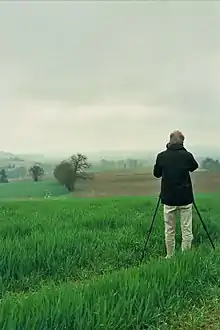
left=153, top=154, right=162, bottom=178
left=188, top=152, right=199, bottom=172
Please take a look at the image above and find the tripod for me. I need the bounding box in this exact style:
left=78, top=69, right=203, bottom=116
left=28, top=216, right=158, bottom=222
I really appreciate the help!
left=140, top=196, right=215, bottom=262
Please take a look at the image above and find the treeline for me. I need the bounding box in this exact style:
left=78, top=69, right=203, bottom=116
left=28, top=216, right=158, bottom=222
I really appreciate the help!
left=99, top=158, right=150, bottom=170
left=1, top=155, right=220, bottom=190
left=201, top=158, right=220, bottom=171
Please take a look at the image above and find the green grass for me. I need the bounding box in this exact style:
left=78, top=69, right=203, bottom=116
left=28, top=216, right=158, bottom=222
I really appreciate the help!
left=0, top=180, right=68, bottom=199
left=0, top=195, right=220, bottom=329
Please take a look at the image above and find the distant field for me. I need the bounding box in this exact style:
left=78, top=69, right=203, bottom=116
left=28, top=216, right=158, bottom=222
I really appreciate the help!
left=0, top=180, right=68, bottom=199
left=0, top=169, right=220, bottom=199
left=0, top=195, right=220, bottom=329
left=73, top=169, right=220, bottom=197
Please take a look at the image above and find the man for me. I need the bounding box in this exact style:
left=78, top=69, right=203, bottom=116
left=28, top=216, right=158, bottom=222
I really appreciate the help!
left=153, top=130, right=198, bottom=258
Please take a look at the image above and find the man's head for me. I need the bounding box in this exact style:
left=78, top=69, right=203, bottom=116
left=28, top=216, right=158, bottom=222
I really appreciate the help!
left=169, top=130, right=185, bottom=145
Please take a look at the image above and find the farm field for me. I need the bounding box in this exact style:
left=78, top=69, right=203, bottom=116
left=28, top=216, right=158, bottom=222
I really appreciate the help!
left=1, top=194, right=220, bottom=329
left=74, top=169, right=220, bottom=197
left=2, top=169, right=220, bottom=200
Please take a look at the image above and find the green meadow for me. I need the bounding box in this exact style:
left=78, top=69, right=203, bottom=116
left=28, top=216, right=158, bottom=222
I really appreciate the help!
left=0, top=194, right=220, bottom=329
left=0, top=180, right=68, bottom=199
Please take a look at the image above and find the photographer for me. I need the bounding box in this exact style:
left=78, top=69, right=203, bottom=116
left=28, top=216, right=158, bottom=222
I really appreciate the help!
left=153, top=130, right=198, bottom=258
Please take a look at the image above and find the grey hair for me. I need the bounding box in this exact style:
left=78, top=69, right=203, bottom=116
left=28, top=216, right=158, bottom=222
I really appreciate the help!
left=169, top=130, right=185, bottom=144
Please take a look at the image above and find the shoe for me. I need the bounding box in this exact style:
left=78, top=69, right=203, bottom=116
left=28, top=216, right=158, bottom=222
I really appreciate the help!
left=165, top=255, right=173, bottom=259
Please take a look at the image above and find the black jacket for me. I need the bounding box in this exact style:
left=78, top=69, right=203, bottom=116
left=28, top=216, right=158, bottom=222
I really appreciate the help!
left=153, top=143, right=198, bottom=206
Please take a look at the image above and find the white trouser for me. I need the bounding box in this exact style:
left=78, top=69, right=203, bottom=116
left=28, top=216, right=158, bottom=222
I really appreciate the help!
left=163, top=204, right=193, bottom=257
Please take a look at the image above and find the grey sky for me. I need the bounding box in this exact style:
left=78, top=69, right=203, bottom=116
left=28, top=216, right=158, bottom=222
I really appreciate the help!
left=0, top=1, right=219, bottom=155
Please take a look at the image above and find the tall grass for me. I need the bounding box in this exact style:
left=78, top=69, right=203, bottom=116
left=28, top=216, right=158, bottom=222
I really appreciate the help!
left=1, top=249, right=220, bottom=329
left=0, top=195, right=219, bottom=329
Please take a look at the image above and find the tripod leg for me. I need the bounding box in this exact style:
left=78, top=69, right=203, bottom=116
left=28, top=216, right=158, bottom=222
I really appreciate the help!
left=193, top=201, right=215, bottom=250
left=140, top=196, right=161, bottom=262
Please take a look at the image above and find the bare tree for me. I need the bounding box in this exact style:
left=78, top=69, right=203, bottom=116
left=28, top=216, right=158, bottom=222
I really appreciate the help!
left=54, top=153, right=92, bottom=192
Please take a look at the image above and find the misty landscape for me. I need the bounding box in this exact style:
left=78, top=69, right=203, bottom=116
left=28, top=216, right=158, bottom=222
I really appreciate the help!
left=1, top=1, right=220, bottom=329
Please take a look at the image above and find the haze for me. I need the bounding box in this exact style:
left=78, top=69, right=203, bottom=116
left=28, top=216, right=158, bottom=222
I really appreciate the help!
left=0, top=1, right=219, bottom=156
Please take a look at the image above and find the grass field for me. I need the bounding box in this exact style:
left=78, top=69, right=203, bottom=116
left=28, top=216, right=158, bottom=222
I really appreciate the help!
left=1, top=194, right=220, bottom=329
left=0, top=180, right=68, bottom=199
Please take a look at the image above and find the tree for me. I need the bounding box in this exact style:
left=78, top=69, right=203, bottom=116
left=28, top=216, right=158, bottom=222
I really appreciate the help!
left=54, top=153, right=92, bottom=192
left=0, top=169, right=8, bottom=183
left=29, top=165, right=44, bottom=182
left=201, top=158, right=220, bottom=171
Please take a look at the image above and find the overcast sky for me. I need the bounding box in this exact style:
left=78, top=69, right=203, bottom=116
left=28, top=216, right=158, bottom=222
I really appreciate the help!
left=0, top=1, right=219, bottom=155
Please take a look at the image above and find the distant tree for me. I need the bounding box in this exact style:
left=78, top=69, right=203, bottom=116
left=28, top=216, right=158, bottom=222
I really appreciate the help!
left=201, top=158, right=220, bottom=171
left=0, top=169, right=8, bottom=183
left=29, top=165, right=44, bottom=182
left=54, top=153, right=92, bottom=192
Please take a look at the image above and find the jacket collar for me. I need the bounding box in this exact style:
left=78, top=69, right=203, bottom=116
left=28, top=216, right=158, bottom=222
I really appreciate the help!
left=166, top=142, right=186, bottom=151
